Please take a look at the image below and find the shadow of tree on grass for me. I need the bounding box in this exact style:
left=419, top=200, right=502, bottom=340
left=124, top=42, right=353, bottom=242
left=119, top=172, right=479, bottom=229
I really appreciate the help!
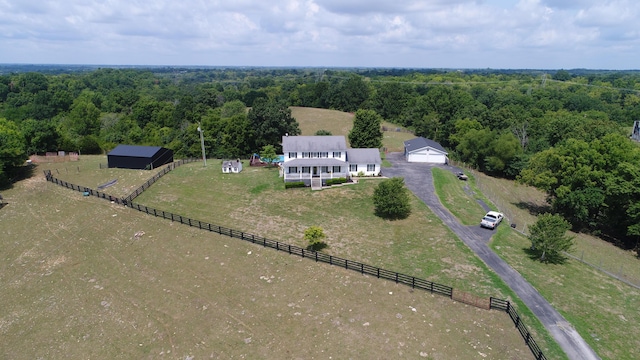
left=514, top=201, right=552, bottom=216
left=307, top=242, right=328, bottom=252
left=523, top=247, right=569, bottom=265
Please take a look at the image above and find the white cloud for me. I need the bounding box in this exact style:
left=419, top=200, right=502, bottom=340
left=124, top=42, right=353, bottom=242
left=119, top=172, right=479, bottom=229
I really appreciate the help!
left=0, top=0, right=637, bottom=68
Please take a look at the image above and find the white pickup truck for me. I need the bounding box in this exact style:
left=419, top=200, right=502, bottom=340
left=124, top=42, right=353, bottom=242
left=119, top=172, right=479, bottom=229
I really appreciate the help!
left=480, top=211, right=504, bottom=230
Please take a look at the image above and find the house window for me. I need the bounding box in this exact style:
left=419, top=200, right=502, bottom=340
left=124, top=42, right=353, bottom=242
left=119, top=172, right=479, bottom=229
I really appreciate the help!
left=333, top=152, right=341, bottom=158
left=321, top=166, right=329, bottom=173
left=302, top=166, right=311, bottom=173
left=349, top=164, right=357, bottom=172
left=289, top=152, right=297, bottom=159
left=332, top=166, right=341, bottom=173
left=319, top=152, right=328, bottom=158
left=311, top=152, right=319, bottom=158
left=288, top=166, right=298, bottom=174
left=367, top=164, right=376, bottom=172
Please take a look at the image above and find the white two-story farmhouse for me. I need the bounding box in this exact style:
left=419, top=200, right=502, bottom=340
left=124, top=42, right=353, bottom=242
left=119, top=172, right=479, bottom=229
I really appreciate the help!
left=281, top=135, right=381, bottom=188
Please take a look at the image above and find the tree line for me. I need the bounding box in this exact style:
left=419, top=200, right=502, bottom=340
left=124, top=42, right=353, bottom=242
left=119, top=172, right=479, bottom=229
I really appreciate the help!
left=1, top=66, right=640, bottom=250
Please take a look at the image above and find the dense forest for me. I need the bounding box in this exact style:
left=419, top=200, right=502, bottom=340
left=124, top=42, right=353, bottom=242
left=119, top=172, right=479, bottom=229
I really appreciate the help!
left=1, top=66, right=640, bottom=251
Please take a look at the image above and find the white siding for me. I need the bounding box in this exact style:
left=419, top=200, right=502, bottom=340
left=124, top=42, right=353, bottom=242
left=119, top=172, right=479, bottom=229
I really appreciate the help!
left=406, top=147, right=447, bottom=164
left=348, top=163, right=380, bottom=177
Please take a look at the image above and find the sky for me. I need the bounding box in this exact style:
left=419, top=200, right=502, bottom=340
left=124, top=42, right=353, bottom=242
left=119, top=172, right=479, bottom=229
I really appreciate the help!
left=0, top=0, right=638, bottom=69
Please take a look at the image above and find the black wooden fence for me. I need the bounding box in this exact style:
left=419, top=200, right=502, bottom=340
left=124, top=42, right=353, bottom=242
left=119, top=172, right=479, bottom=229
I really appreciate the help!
left=43, top=169, right=124, bottom=204
left=490, top=298, right=548, bottom=360
left=43, top=162, right=548, bottom=360
left=122, top=158, right=198, bottom=203
left=127, top=201, right=455, bottom=297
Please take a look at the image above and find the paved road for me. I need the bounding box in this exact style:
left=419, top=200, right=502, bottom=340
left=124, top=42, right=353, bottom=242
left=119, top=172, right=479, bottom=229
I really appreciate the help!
left=383, top=152, right=600, bottom=360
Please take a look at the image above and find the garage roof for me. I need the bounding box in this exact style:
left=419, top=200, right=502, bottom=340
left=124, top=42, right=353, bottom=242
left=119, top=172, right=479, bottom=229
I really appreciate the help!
left=404, top=137, right=447, bottom=154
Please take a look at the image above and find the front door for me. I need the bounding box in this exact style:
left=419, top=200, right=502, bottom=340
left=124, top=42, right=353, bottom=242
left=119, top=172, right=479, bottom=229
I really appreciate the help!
left=313, top=166, right=318, bottom=177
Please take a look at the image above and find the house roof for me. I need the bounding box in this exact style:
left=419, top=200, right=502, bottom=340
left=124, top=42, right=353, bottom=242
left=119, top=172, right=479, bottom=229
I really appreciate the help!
left=108, top=145, right=164, bottom=158
left=222, top=160, right=241, bottom=167
left=282, top=136, right=347, bottom=152
left=347, top=148, right=381, bottom=164
left=284, top=158, right=347, bottom=167
left=404, top=137, right=448, bottom=154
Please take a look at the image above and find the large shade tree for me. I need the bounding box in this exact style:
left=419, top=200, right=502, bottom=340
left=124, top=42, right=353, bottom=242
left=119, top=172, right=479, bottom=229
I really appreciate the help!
left=528, top=213, right=574, bottom=263
left=519, top=133, right=640, bottom=248
left=348, top=109, right=383, bottom=149
left=248, top=98, right=300, bottom=152
left=0, top=118, right=27, bottom=185
left=373, top=177, right=411, bottom=220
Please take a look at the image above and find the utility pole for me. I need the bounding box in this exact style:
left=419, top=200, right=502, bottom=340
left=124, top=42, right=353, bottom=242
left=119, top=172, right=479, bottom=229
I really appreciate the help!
left=197, top=123, right=207, bottom=166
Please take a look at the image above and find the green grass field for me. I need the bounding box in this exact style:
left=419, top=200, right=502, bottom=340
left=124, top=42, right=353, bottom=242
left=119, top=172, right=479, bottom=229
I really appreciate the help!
left=291, top=106, right=414, bottom=152
left=0, top=161, right=535, bottom=359
left=135, top=163, right=506, bottom=298
left=431, top=168, right=489, bottom=225
left=433, top=166, right=640, bottom=360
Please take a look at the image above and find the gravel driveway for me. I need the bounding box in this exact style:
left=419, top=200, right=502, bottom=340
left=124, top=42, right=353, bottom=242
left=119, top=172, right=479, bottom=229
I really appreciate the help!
left=383, top=152, right=600, bottom=360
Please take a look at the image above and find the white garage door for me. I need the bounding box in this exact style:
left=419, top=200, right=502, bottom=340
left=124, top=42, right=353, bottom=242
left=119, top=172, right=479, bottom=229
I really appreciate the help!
left=426, top=153, right=446, bottom=164
left=407, top=150, right=446, bottom=163
left=408, top=152, right=429, bottom=162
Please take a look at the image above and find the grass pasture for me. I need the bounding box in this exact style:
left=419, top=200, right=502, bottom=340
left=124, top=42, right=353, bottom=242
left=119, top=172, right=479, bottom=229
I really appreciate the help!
left=431, top=168, right=489, bottom=225
left=0, top=166, right=535, bottom=359
left=135, top=163, right=506, bottom=299
left=432, top=167, right=640, bottom=360
left=37, top=155, right=156, bottom=199
left=291, top=106, right=354, bottom=138
left=291, top=106, right=415, bottom=152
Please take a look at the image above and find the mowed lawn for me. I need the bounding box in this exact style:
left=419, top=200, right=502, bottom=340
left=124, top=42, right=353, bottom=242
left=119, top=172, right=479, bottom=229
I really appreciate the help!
left=0, top=167, right=534, bottom=359
left=135, top=163, right=506, bottom=299
left=432, top=166, right=640, bottom=360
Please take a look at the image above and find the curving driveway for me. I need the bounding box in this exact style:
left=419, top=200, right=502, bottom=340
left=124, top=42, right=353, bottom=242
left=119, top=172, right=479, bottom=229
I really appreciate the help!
left=383, top=152, right=599, bottom=360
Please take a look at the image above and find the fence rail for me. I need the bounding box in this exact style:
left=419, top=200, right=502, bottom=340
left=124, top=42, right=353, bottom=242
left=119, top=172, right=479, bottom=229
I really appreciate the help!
left=490, top=298, right=547, bottom=360
left=126, top=201, right=455, bottom=297
left=43, top=162, right=548, bottom=360
left=123, top=158, right=198, bottom=203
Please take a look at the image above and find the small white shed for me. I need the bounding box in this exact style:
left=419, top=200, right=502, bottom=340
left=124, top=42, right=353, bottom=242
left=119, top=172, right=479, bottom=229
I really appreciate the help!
left=222, top=160, right=243, bottom=173
left=404, top=137, right=448, bottom=164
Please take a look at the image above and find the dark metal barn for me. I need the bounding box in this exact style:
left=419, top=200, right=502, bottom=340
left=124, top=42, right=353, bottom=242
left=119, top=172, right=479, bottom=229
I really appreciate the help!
left=107, top=145, right=173, bottom=170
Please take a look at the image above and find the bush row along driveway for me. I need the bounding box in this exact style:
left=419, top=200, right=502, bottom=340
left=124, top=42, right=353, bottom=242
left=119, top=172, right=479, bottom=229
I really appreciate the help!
left=383, top=152, right=600, bottom=360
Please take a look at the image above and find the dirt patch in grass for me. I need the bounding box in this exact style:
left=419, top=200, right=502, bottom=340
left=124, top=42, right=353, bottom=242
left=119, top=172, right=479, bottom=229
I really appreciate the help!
left=0, top=172, right=533, bottom=359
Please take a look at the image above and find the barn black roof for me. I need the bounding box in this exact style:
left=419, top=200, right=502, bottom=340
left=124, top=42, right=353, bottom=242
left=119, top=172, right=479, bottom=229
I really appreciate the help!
left=108, top=145, right=164, bottom=158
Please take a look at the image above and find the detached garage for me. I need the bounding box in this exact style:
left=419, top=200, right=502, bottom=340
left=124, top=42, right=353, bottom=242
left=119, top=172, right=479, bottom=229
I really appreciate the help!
left=404, top=137, right=448, bottom=164
left=107, top=145, right=174, bottom=170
